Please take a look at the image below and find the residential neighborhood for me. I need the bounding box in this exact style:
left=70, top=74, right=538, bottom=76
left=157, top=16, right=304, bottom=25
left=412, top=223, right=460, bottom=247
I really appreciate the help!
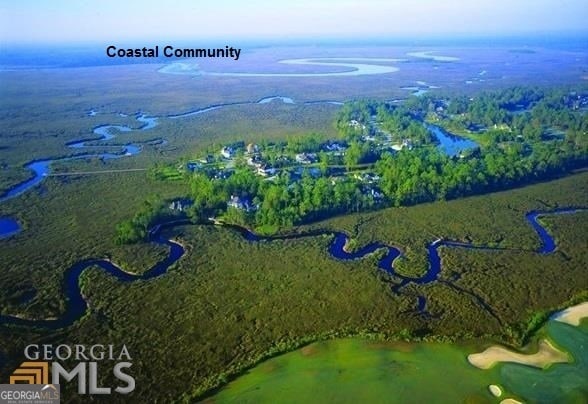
left=177, top=96, right=498, bottom=216
left=183, top=125, right=394, bottom=212
left=179, top=98, right=484, bottom=215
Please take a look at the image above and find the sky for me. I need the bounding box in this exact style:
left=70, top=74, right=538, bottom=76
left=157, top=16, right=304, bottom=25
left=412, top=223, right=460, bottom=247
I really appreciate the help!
left=1, top=0, right=587, bottom=44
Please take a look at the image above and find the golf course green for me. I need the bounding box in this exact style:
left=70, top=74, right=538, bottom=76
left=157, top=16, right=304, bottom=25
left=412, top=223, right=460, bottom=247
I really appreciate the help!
left=211, top=306, right=588, bottom=403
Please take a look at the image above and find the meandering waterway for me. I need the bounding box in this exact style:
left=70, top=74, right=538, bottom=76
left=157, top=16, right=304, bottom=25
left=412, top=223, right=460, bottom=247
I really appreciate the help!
left=159, top=57, right=406, bottom=77
left=0, top=114, right=155, bottom=204
left=0, top=208, right=583, bottom=329
left=158, top=54, right=459, bottom=78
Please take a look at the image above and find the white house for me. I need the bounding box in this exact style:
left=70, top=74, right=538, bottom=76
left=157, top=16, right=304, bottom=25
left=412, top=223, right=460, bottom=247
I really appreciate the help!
left=257, top=165, right=277, bottom=177
left=221, top=147, right=235, bottom=159
left=295, top=153, right=318, bottom=164
left=348, top=119, right=365, bottom=129
left=169, top=199, right=193, bottom=212
left=247, top=155, right=263, bottom=168
left=392, top=139, right=413, bottom=151
left=354, top=172, right=380, bottom=184
left=227, top=195, right=256, bottom=212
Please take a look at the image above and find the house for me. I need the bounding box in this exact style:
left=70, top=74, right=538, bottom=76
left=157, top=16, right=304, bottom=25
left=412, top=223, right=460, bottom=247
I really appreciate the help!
left=227, top=195, right=256, bottom=212
left=493, top=123, right=511, bottom=131
left=247, top=154, right=263, bottom=167
left=246, top=143, right=259, bottom=154
left=354, top=172, right=380, bottom=184
left=363, top=187, right=384, bottom=200
left=295, top=153, right=308, bottom=164
left=295, top=153, right=318, bottom=164
left=323, top=141, right=347, bottom=152
left=221, top=147, right=235, bottom=159
left=256, top=165, right=277, bottom=177
left=169, top=198, right=193, bottom=212
left=291, top=166, right=321, bottom=179
left=348, top=120, right=365, bottom=129
left=391, top=139, right=413, bottom=151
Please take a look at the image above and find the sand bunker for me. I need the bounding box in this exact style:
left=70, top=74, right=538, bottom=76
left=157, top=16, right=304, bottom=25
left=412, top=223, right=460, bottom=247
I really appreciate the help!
left=468, top=339, right=569, bottom=370
left=553, top=302, right=588, bottom=326
left=489, top=384, right=502, bottom=397
left=500, top=399, right=523, bottom=404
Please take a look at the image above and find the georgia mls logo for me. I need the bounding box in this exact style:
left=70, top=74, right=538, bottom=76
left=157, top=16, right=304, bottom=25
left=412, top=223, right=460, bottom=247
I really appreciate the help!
left=1, top=361, right=59, bottom=404
left=0, top=382, right=59, bottom=404
left=1, top=344, right=134, bottom=401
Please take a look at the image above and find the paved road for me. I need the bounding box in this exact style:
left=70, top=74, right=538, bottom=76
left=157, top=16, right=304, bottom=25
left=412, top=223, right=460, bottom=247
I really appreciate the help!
left=47, top=168, right=148, bottom=176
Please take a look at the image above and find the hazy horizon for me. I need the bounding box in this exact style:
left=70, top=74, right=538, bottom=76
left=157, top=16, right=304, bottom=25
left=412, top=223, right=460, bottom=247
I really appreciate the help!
left=1, top=0, right=587, bottom=45
left=2, top=32, right=588, bottom=48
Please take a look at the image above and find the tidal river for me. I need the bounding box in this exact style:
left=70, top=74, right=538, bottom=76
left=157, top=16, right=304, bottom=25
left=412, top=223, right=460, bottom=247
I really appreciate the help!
left=0, top=208, right=583, bottom=332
